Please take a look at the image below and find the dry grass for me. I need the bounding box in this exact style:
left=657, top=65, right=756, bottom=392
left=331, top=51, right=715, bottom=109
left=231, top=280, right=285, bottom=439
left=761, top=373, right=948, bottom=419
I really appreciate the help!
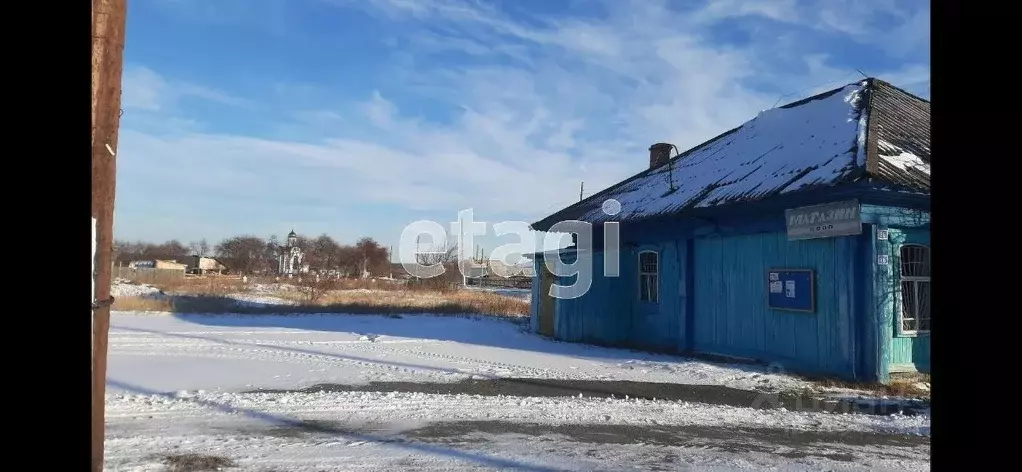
left=331, top=278, right=410, bottom=291
left=272, top=287, right=530, bottom=317
left=157, top=453, right=236, bottom=471
left=156, top=275, right=247, bottom=295
left=111, top=296, right=174, bottom=312
left=807, top=372, right=931, bottom=399
left=114, top=274, right=530, bottom=319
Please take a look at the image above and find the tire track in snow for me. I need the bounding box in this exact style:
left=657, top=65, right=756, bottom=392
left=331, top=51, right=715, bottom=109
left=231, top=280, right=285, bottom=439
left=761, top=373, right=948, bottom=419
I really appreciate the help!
left=232, top=335, right=582, bottom=381
left=110, top=329, right=445, bottom=342
left=348, top=343, right=569, bottom=379
left=109, top=339, right=467, bottom=382
left=111, top=332, right=562, bottom=382
left=103, top=390, right=932, bottom=436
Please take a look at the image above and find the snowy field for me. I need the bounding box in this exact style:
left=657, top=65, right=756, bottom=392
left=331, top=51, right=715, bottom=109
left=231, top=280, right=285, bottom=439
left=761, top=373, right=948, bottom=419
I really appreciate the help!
left=107, top=313, right=815, bottom=393
left=464, top=285, right=532, bottom=302
left=110, top=278, right=534, bottom=308
left=104, top=312, right=930, bottom=471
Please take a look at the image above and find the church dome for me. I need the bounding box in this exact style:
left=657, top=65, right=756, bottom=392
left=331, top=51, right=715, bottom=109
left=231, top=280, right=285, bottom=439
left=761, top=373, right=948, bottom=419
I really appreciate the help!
left=287, top=230, right=297, bottom=238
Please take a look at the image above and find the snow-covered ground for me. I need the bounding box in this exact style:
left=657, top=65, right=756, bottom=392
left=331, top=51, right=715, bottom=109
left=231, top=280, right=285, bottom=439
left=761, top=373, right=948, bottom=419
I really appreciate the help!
left=106, top=388, right=929, bottom=471
left=107, top=313, right=810, bottom=393
left=222, top=292, right=296, bottom=307
left=465, top=285, right=532, bottom=301
left=104, top=312, right=929, bottom=471
left=111, top=279, right=165, bottom=298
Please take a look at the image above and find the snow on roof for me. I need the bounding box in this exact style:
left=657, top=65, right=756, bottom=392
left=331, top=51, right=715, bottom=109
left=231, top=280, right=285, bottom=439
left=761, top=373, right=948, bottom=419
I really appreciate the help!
left=878, top=141, right=929, bottom=174
left=532, top=79, right=929, bottom=231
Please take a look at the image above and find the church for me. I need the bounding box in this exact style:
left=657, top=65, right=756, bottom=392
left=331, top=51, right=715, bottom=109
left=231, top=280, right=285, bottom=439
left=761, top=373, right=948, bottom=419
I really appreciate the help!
left=277, top=230, right=309, bottom=276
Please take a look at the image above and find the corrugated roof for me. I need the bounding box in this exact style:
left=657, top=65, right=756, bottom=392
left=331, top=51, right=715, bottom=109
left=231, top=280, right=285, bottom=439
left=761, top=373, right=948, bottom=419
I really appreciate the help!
left=531, top=78, right=930, bottom=231
left=867, top=80, right=931, bottom=191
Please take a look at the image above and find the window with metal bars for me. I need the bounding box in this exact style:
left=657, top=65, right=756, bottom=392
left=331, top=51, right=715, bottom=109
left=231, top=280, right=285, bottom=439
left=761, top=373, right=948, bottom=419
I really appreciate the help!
left=898, top=244, right=931, bottom=334
left=638, top=251, right=659, bottom=303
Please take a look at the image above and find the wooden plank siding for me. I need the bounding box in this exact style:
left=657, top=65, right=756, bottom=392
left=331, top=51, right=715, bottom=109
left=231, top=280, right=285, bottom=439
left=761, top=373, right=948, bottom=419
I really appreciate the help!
left=692, top=232, right=857, bottom=377
left=528, top=201, right=929, bottom=382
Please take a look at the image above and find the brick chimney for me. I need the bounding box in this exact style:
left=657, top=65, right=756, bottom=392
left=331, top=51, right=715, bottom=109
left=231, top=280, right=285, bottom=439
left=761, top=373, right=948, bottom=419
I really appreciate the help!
left=649, top=142, right=673, bottom=169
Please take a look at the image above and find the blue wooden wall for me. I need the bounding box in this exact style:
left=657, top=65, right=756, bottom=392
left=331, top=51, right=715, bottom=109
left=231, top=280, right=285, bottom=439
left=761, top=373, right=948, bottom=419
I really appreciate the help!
left=880, top=227, right=931, bottom=374
left=529, top=198, right=930, bottom=382
left=627, top=242, right=685, bottom=351
left=549, top=250, right=632, bottom=346
left=692, top=232, right=859, bottom=377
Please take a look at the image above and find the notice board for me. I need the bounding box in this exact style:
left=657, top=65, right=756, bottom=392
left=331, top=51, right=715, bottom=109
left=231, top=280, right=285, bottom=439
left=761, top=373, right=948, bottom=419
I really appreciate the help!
left=767, top=269, right=815, bottom=313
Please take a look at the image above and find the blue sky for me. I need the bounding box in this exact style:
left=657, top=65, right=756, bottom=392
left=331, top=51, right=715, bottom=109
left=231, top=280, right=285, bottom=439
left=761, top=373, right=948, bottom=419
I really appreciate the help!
left=115, top=0, right=929, bottom=262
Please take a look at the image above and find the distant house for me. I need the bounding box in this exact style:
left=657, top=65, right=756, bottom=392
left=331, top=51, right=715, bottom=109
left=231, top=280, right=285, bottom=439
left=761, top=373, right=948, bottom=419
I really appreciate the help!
left=187, top=256, right=228, bottom=275
left=487, top=260, right=524, bottom=277
left=128, top=259, right=188, bottom=272
left=527, top=78, right=929, bottom=383
left=463, top=263, right=488, bottom=279
left=388, top=263, right=413, bottom=280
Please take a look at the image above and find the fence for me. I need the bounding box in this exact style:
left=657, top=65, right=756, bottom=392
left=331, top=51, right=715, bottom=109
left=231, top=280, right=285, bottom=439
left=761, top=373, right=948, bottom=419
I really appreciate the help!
left=114, top=266, right=185, bottom=285
left=467, top=276, right=533, bottom=290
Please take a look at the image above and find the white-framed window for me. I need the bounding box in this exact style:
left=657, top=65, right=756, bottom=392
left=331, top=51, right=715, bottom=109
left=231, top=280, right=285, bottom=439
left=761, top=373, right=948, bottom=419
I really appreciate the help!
left=898, top=244, right=930, bottom=335
left=638, top=250, right=659, bottom=303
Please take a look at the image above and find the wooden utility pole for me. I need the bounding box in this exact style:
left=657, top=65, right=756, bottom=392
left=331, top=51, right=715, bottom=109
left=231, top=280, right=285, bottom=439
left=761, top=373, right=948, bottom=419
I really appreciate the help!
left=92, top=1, right=127, bottom=471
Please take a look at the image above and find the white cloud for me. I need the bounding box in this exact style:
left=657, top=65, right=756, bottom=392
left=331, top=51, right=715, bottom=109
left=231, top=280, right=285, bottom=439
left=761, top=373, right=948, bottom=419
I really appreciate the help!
left=120, top=66, right=166, bottom=111
left=118, top=0, right=930, bottom=244
left=121, top=65, right=253, bottom=113
left=810, top=0, right=930, bottom=58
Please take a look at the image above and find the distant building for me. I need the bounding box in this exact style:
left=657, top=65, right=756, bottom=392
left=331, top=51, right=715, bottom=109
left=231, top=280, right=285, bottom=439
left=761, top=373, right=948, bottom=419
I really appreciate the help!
left=488, top=260, right=536, bottom=278
left=187, top=256, right=228, bottom=275
left=462, top=261, right=488, bottom=279
left=388, top=263, right=412, bottom=280
left=128, top=259, right=188, bottom=272
left=527, top=79, right=929, bottom=383
left=277, top=230, right=309, bottom=276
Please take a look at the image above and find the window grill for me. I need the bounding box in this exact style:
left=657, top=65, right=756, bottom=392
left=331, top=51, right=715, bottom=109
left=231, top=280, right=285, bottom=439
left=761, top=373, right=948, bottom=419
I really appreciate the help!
left=639, top=251, right=659, bottom=303
left=898, top=244, right=930, bottom=334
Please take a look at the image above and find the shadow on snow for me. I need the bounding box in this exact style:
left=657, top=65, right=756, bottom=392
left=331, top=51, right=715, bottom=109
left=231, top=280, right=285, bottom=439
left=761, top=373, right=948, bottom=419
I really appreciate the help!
left=110, top=323, right=928, bottom=417
left=106, top=378, right=563, bottom=472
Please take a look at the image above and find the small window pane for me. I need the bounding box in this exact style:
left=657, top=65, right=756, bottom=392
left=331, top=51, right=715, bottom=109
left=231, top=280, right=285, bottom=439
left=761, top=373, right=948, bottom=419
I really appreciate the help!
left=900, top=245, right=930, bottom=277
left=900, top=280, right=917, bottom=322
left=639, top=252, right=659, bottom=303
left=898, top=244, right=931, bottom=334
left=918, top=281, right=930, bottom=331
left=640, top=252, right=658, bottom=273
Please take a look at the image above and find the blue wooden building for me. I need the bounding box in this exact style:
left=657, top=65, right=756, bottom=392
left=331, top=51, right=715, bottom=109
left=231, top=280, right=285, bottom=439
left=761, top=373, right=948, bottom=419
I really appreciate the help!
left=527, top=78, right=929, bottom=383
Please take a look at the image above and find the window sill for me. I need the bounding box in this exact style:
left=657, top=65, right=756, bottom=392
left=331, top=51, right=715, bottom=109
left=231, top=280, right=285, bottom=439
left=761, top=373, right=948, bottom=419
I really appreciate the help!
left=896, top=331, right=930, bottom=338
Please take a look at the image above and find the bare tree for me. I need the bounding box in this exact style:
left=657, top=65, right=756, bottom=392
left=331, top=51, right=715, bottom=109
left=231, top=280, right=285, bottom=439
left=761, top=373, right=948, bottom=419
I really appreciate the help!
left=294, top=275, right=336, bottom=302
left=117, top=232, right=456, bottom=282
left=333, top=245, right=360, bottom=277
left=215, top=236, right=269, bottom=274
left=415, top=241, right=459, bottom=266
left=307, top=234, right=341, bottom=272
left=189, top=239, right=210, bottom=257
left=355, top=237, right=389, bottom=278
left=156, top=240, right=190, bottom=261
left=409, top=240, right=461, bottom=285
left=113, top=239, right=190, bottom=263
